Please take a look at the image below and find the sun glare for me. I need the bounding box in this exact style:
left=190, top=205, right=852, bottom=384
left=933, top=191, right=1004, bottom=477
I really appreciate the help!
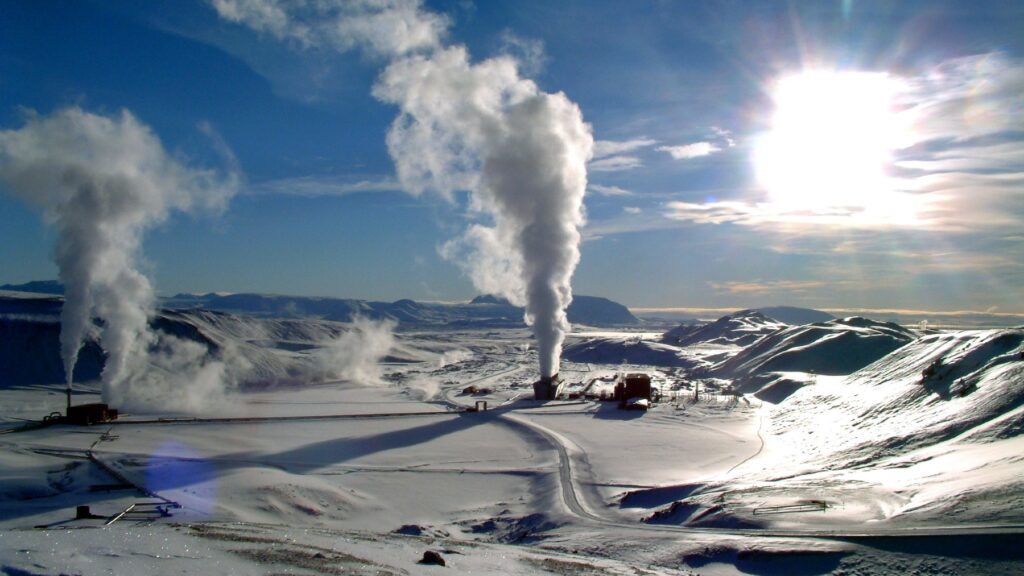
left=755, top=70, right=911, bottom=220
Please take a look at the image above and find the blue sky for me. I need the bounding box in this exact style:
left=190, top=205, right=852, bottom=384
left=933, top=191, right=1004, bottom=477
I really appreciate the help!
left=1, top=0, right=1022, bottom=312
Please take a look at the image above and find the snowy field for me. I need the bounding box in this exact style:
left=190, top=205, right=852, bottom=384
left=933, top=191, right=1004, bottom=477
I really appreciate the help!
left=2, top=321, right=1024, bottom=575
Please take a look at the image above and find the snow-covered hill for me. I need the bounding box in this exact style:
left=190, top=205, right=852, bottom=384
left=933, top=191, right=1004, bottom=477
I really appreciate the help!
left=1, top=292, right=349, bottom=388
left=662, top=310, right=787, bottom=347
left=561, top=336, right=694, bottom=367
left=714, top=316, right=917, bottom=379
left=641, top=326, right=1024, bottom=530
left=770, top=327, right=1024, bottom=471
left=0, top=293, right=105, bottom=386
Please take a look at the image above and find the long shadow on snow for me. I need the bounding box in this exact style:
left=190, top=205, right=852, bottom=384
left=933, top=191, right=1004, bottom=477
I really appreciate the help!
left=0, top=403, right=554, bottom=524
left=0, top=452, right=151, bottom=525
left=682, top=546, right=847, bottom=576
left=116, top=403, right=549, bottom=495
left=835, top=532, right=1024, bottom=561
left=590, top=400, right=646, bottom=421
left=260, top=406, right=534, bottom=474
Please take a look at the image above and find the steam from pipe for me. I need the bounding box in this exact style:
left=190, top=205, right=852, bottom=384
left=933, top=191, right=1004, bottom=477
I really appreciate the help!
left=211, top=0, right=593, bottom=378
left=312, top=316, right=396, bottom=385
left=375, top=48, right=592, bottom=377
left=0, top=107, right=238, bottom=409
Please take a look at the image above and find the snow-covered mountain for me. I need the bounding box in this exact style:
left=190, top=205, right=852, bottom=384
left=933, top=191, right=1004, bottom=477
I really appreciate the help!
left=3, top=281, right=639, bottom=327
left=168, top=292, right=639, bottom=326
left=661, top=310, right=788, bottom=347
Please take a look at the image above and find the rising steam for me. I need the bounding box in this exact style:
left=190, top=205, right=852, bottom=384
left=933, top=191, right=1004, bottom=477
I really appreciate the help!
left=212, top=0, right=593, bottom=377
left=0, top=107, right=238, bottom=410
left=312, top=316, right=396, bottom=385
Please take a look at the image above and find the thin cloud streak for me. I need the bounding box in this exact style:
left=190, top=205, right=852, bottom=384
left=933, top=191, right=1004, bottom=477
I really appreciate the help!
left=252, top=175, right=402, bottom=196
left=592, top=138, right=657, bottom=158
left=708, top=279, right=829, bottom=295
left=588, top=155, right=643, bottom=172
left=209, top=0, right=448, bottom=57
left=588, top=137, right=657, bottom=173
left=658, top=141, right=721, bottom=159
left=588, top=183, right=634, bottom=196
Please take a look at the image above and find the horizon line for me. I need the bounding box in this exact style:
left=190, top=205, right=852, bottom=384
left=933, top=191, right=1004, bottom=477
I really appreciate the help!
left=629, top=306, right=1024, bottom=318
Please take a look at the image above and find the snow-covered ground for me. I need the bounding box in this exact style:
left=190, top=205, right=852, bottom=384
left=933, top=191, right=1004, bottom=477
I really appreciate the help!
left=2, top=314, right=1023, bottom=575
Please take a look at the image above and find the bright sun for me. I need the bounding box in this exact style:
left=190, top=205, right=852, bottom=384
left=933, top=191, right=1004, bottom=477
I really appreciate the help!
left=755, top=70, right=908, bottom=216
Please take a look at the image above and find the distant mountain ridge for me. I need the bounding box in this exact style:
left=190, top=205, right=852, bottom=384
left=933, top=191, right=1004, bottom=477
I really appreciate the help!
left=1, top=281, right=639, bottom=327
left=0, top=280, right=64, bottom=295
left=165, top=292, right=639, bottom=327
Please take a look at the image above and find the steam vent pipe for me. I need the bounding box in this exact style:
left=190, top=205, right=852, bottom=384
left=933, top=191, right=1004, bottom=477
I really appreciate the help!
left=533, top=374, right=563, bottom=400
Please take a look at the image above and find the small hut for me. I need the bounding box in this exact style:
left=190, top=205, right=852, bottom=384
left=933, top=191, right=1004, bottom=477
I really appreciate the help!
left=615, top=373, right=652, bottom=408
left=66, top=403, right=118, bottom=426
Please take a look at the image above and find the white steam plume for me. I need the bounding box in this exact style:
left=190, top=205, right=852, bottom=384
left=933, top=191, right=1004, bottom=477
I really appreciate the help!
left=375, top=49, right=593, bottom=378
left=0, top=107, right=238, bottom=409
left=213, top=1, right=593, bottom=378
left=312, top=317, right=395, bottom=385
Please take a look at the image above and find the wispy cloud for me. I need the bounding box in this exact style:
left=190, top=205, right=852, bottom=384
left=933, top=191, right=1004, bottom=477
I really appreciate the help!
left=588, top=183, right=634, bottom=196
left=588, top=137, right=657, bottom=172
left=664, top=199, right=936, bottom=228
left=498, top=30, right=546, bottom=76
left=592, top=138, right=657, bottom=158
left=252, top=175, right=402, bottom=196
left=581, top=211, right=678, bottom=241
left=658, top=141, right=721, bottom=160
left=210, top=0, right=448, bottom=58
left=588, top=155, right=643, bottom=172
left=709, top=279, right=828, bottom=295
